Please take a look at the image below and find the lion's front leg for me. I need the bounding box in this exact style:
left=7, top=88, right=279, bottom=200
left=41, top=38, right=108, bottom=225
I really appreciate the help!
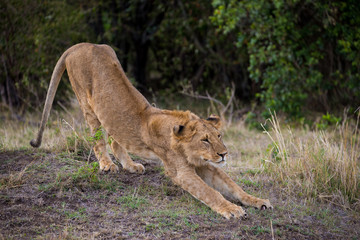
left=110, top=140, right=145, bottom=174
left=83, top=108, right=118, bottom=173
left=173, top=168, right=247, bottom=219
left=196, top=164, right=272, bottom=210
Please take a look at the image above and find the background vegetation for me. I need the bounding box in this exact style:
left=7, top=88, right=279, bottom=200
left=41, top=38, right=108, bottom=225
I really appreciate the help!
left=1, top=0, right=359, bottom=120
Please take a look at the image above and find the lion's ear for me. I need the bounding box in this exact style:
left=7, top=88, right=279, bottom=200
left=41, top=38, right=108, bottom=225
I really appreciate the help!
left=206, top=114, right=222, bottom=129
left=173, top=125, right=185, bottom=138
left=173, top=122, right=197, bottom=139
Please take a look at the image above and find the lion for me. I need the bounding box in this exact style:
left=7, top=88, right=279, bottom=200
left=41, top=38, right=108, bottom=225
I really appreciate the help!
left=30, top=43, right=272, bottom=219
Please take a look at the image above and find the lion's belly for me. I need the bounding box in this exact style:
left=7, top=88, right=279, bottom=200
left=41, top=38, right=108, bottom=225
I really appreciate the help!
left=128, top=146, right=160, bottom=162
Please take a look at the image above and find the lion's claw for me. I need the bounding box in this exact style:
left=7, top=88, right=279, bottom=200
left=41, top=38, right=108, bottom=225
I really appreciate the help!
left=217, top=203, right=247, bottom=219
left=99, top=159, right=119, bottom=173
left=124, top=163, right=145, bottom=174
left=256, top=199, right=273, bottom=210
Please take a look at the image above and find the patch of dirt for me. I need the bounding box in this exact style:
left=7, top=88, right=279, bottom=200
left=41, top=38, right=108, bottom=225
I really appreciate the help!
left=0, top=150, right=359, bottom=239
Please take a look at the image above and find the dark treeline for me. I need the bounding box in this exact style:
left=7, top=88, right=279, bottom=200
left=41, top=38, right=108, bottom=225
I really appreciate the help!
left=1, top=0, right=359, bottom=119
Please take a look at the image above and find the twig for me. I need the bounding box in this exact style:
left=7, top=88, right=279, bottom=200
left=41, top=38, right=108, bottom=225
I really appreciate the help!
left=270, top=219, right=275, bottom=240
left=222, top=82, right=235, bottom=114
left=181, top=91, right=224, bottom=107
left=57, top=101, right=72, bottom=118
left=87, top=148, right=93, bottom=164
left=2, top=54, right=13, bottom=115
left=132, top=187, right=138, bottom=198
left=206, top=91, right=222, bottom=118
left=180, top=82, right=237, bottom=127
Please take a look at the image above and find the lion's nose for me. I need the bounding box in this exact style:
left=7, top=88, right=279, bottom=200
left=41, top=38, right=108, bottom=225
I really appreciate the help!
left=217, top=152, right=228, bottom=160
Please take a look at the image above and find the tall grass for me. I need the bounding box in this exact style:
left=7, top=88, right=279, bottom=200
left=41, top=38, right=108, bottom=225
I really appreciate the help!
left=1, top=105, right=359, bottom=209
left=262, top=112, right=360, bottom=208
left=0, top=104, right=92, bottom=153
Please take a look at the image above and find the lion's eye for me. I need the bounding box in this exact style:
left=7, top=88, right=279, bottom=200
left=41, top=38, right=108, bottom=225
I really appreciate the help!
left=202, top=138, right=210, bottom=144
left=218, top=135, right=221, bottom=139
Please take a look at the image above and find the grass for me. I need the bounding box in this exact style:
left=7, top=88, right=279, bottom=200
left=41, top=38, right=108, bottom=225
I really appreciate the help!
left=0, top=162, right=33, bottom=190
left=261, top=112, right=360, bottom=208
left=117, top=191, right=149, bottom=209
left=1, top=105, right=360, bottom=239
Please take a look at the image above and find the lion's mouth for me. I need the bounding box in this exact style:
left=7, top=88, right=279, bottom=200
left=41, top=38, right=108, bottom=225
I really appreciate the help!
left=204, top=158, right=226, bottom=165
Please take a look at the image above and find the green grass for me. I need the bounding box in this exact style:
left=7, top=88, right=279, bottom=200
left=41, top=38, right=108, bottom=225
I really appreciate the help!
left=237, top=178, right=261, bottom=188
left=117, top=193, right=149, bottom=210
left=59, top=204, right=88, bottom=220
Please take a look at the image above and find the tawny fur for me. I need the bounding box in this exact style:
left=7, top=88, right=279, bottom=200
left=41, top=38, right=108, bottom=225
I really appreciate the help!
left=31, top=43, right=272, bottom=219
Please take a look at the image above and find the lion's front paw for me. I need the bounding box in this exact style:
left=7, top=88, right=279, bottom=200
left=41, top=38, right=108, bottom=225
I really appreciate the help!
left=255, top=199, right=273, bottom=210
left=99, top=159, right=119, bottom=173
left=217, top=203, right=247, bottom=220
left=124, top=163, right=145, bottom=174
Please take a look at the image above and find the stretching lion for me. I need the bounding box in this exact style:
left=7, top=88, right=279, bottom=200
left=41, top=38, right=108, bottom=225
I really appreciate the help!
left=30, top=43, right=272, bottom=219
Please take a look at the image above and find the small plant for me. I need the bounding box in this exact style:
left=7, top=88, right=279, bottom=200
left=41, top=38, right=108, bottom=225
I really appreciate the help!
left=117, top=191, right=149, bottom=210
left=250, top=226, right=270, bottom=235
left=59, top=203, right=88, bottom=220
left=316, top=113, right=342, bottom=130
left=265, top=142, right=285, bottom=162
left=182, top=217, right=199, bottom=231
left=0, top=162, right=33, bottom=190
left=73, top=162, right=99, bottom=181
left=237, top=178, right=260, bottom=188
left=86, top=127, right=104, bottom=145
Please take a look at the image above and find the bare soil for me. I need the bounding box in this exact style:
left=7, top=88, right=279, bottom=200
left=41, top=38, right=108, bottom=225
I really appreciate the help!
left=0, top=150, right=359, bottom=239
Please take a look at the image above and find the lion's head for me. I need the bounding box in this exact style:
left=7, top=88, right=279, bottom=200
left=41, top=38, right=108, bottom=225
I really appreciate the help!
left=171, top=115, right=228, bottom=167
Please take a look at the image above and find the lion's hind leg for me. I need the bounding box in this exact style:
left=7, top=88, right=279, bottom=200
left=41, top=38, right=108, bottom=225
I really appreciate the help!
left=110, top=140, right=145, bottom=174
left=83, top=107, right=119, bottom=173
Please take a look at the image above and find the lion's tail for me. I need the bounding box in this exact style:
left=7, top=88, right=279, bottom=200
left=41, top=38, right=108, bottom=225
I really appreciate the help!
left=30, top=51, right=68, bottom=148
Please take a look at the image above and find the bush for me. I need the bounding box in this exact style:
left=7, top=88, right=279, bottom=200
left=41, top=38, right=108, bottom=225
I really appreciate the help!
left=211, top=0, right=360, bottom=119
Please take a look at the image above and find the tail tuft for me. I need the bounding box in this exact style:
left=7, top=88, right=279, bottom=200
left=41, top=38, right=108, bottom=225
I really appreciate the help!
left=30, top=139, right=41, bottom=148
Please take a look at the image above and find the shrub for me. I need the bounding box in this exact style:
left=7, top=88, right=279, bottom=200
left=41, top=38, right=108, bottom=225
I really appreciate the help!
left=211, top=0, right=360, bottom=119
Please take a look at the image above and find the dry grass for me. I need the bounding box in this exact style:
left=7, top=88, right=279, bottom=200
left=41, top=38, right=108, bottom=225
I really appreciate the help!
left=0, top=161, right=34, bottom=190
left=1, top=106, right=360, bottom=239
left=0, top=101, right=91, bottom=153
left=261, top=112, right=360, bottom=209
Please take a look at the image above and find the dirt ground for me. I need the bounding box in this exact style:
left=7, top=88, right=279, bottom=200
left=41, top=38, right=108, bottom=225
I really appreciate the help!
left=0, top=150, right=359, bottom=239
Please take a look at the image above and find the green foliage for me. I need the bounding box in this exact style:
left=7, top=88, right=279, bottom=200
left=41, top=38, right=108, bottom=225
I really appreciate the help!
left=316, top=113, right=342, bottom=130
left=86, top=127, right=105, bottom=145
left=212, top=0, right=360, bottom=118
left=245, top=111, right=264, bottom=130
left=72, top=162, right=100, bottom=185
left=150, top=0, right=252, bottom=101
left=265, top=142, right=285, bottom=163
left=2, top=0, right=359, bottom=120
